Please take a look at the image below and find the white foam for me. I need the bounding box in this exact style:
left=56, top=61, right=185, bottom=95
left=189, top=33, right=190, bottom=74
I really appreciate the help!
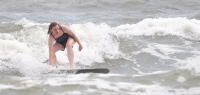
left=180, top=56, right=200, bottom=74
left=0, top=75, right=198, bottom=95
left=14, top=17, right=47, bottom=28
left=153, top=44, right=185, bottom=55
left=10, top=53, right=52, bottom=76
left=175, top=87, right=200, bottom=95
left=0, top=39, right=30, bottom=59
left=114, top=17, right=200, bottom=40
left=94, top=79, right=120, bottom=92
left=0, top=33, right=15, bottom=40
left=142, top=43, right=176, bottom=60
left=0, top=84, right=14, bottom=90
left=177, top=76, right=186, bottom=83
left=66, top=91, right=81, bottom=95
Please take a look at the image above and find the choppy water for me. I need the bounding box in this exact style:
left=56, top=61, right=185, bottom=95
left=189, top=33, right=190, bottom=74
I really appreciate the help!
left=1, top=0, right=200, bottom=95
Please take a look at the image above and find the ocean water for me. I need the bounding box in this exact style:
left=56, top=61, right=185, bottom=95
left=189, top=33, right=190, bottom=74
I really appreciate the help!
left=1, top=0, right=200, bottom=95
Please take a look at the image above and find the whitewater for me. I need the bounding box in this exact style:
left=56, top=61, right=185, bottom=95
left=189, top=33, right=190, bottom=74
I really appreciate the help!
left=1, top=0, right=200, bottom=95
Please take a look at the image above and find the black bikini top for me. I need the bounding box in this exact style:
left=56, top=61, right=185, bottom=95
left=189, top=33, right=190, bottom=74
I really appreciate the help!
left=50, top=29, right=71, bottom=46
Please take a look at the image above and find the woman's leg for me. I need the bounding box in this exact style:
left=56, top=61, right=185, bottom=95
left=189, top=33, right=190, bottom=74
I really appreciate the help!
left=49, top=43, right=63, bottom=66
left=66, top=38, right=75, bottom=69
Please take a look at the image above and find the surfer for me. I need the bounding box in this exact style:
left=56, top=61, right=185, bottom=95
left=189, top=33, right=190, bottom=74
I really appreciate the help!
left=47, top=22, right=83, bottom=68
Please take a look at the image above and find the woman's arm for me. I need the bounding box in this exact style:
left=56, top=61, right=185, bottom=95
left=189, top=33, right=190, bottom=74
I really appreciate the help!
left=61, top=25, right=83, bottom=51
left=48, top=35, right=56, bottom=65
left=48, top=35, right=54, bottom=50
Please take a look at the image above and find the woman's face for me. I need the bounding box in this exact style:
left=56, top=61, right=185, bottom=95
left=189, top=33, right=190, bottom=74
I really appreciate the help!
left=51, top=25, right=60, bottom=35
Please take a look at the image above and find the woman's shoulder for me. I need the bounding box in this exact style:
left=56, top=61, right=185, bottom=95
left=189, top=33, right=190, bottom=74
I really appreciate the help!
left=61, top=24, right=71, bottom=32
left=61, top=24, right=69, bottom=29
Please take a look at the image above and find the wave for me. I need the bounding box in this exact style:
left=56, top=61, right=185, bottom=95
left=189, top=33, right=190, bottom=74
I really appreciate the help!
left=0, top=18, right=121, bottom=75
left=114, top=17, right=200, bottom=40
left=0, top=18, right=200, bottom=76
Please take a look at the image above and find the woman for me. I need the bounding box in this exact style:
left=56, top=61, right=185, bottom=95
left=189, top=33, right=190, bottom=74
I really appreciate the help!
left=47, top=22, right=83, bottom=68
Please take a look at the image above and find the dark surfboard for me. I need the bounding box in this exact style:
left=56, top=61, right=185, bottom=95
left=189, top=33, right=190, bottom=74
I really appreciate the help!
left=47, top=68, right=109, bottom=74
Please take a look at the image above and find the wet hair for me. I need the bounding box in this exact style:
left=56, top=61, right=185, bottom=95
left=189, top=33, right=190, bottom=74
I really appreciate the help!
left=47, top=22, right=62, bottom=34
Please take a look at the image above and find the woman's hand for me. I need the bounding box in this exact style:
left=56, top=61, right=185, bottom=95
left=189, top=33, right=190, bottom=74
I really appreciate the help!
left=78, top=44, right=83, bottom=51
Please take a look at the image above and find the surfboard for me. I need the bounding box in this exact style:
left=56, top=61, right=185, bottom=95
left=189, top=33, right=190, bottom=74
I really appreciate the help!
left=47, top=68, right=109, bottom=74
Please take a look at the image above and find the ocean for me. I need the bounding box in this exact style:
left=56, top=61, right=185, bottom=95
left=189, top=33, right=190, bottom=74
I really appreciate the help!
left=0, top=0, right=200, bottom=95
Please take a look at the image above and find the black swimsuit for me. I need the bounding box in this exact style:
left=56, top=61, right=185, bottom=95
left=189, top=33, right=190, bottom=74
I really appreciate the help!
left=51, top=29, right=73, bottom=50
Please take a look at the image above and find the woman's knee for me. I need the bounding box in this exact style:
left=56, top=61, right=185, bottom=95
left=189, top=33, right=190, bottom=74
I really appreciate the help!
left=66, top=38, right=74, bottom=49
left=66, top=42, right=73, bottom=49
